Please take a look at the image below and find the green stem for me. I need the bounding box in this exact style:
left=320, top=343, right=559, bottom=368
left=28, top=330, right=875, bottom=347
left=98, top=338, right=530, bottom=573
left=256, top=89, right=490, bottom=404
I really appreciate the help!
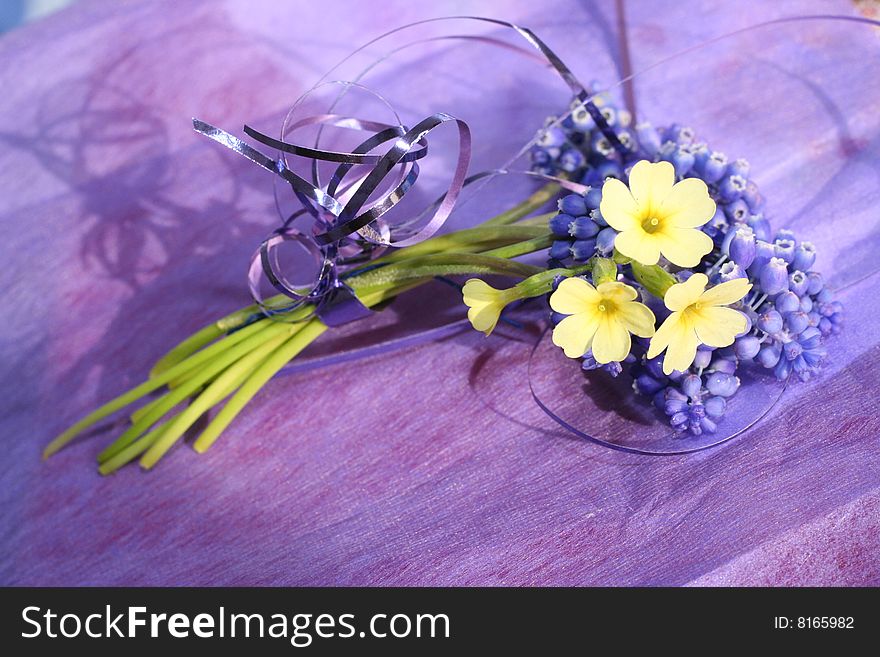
left=99, top=425, right=168, bottom=476
left=149, top=304, right=312, bottom=378
left=480, top=234, right=554, bottom=260
left=515, top=264, right=592, bottom=299
left=366, top=225, right=550, bottom=265
left=95, top=321, right=293, bottom=463
left=148, top=324, right=225, bottom=378
left=184, top=320, right=329, bottom=460
left=43, top=318, right=275, bottom=458
left=513, top=211, right=557, bottom=228
left=130, top=394, right=170, bottom=424
left=107, top=328, right=295, bottom=473
left=481, top=182, right=559, bottom=226
left=348, top=253, right=543, bottom=290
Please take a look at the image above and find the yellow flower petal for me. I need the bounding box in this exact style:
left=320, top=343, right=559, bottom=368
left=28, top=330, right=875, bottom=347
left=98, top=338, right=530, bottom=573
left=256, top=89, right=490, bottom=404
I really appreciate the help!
left=660, top=178, right=716, bottom=228
left=628, top=160, right=675, bottom=213
left=661, top=321, right=700, bottom=374
left=663, top=273, right=707, bottom=311
left=462, top=279, right=499, bottom=303
left=599, top=178, right=640, bottom=232
left=467, top=302, right=502, bottom=336
left=552, top=313, right=600, bottom=359
left=592, top=316, right=631, bottom=364
left=698, top=278, right=752, bottom=307
left=646, top=310, right=683, bottom=360
left=649, top=310, right=700, bottom=374
left=463, top=279, right=514, bottom=336
left=549, top=277, right=599, bottom=315
left=596, top=280, right=637, bottom=303
left=692, top=306, right=748, bottom=347
left=656, top=228, right=714, bottom=268
left=617, top=300, right=656, bottom=338
left=614, top=228, right=661, bottom=265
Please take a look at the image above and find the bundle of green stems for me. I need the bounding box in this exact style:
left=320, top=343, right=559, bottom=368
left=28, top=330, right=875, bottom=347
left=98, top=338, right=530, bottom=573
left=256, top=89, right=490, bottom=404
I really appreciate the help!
left=45, top=183, right=590, bottom=474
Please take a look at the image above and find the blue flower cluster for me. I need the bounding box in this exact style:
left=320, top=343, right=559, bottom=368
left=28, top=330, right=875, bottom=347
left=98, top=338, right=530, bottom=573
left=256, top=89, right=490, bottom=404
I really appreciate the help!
left=538, top=90, right=842, bottom=437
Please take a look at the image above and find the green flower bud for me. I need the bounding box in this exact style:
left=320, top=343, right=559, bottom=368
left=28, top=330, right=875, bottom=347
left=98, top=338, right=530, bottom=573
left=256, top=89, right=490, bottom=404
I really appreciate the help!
left=631, top=261, right=676, bottom=299
left=591, top=257, right=618, bottom=286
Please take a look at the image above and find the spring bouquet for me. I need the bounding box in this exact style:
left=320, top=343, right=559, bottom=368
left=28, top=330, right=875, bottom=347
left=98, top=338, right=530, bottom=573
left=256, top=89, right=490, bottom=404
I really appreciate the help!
left=43, top=16, right=849, bottom=473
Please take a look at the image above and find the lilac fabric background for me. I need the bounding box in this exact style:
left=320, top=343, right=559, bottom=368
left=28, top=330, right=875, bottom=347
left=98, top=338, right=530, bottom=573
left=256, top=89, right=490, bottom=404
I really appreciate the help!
left=2, top=0, right=879, bottom=586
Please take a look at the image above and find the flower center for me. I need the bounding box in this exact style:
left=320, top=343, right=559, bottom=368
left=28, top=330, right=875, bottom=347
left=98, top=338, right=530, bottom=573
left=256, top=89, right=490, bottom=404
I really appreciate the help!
left=641, top=215, right=662, bottom=233
left=597, top=300, right=616, bottom=314
left=684, top=302, right=705, bottom=321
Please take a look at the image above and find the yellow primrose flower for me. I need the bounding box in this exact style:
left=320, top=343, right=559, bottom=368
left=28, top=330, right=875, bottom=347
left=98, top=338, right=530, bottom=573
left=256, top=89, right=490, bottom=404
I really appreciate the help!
left=550, top=278, right=656, bottom=362
left=600, top=160, right=716, bottom=267
left=647, top=273, right=752, bottom=375
left=462, top=279, right=521, bottom=336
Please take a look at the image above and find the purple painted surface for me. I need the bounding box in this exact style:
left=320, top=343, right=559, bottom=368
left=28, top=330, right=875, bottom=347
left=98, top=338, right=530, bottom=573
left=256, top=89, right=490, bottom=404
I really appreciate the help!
left=2, top=0, right=879, bottom=586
